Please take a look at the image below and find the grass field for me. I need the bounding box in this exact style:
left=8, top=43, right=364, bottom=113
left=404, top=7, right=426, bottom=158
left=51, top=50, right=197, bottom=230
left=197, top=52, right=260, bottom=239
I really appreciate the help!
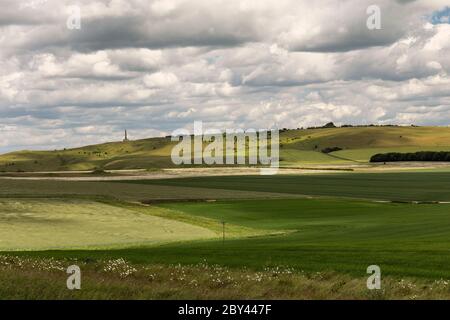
left=7, top=197, right=450, bottom=280
left=334, top=146, right=450, bottom=162
left=2, top=126, right=450, bottom=171
left=3, top=171, right=450, bottom=203
left=0, top=179, right=298, bottom=201
left=123, top=171, right=450, bottom=201
left=150, top=198, right=450, bottom=279
left=3, top=170, right=450, bottom=298
left=0, top=198, right=219, bottom=250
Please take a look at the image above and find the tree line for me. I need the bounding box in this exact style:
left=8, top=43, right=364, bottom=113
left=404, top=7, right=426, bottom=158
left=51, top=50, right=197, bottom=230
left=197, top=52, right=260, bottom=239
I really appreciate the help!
left=370, top=151, right=450, bottom=162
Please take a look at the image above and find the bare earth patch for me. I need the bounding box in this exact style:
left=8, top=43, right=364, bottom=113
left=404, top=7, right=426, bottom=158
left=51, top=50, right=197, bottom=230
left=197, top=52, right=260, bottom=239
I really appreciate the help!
left=1, top=163, right=450, bottom=182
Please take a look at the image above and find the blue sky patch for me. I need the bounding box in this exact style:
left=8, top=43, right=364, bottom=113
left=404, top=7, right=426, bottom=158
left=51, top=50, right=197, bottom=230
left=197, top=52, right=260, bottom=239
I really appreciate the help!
left=431, top=6, right=450, bottom=24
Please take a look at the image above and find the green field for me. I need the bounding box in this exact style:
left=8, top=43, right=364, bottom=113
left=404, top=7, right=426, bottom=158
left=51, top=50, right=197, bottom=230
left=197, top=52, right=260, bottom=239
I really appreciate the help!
left=1, top=171, right=450, bottom=279
left=147, top=198, right=450, bottom=278
left=123, top=171, right=450, bottom=202
left=0, top=198, right=220, bottom=250
left=334, top=146, right=450, bottom=162
left=3, top=170, right=450, bottom=298
left=2, top=126, right=450, bottom=171
left=3, top=171, right=450, bottom=202
left=8, top=196, right=450, bottom=279
left=0, top=179, right=298, bottom=201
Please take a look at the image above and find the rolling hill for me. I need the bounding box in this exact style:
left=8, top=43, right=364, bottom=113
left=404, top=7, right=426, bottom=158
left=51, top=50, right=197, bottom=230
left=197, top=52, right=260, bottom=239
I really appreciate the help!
left=1, top=126, right=450, bottom=172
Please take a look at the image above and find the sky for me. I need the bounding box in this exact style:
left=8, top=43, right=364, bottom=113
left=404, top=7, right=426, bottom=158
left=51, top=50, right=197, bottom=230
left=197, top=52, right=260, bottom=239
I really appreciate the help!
left=0, top=0, right=449, bottom=152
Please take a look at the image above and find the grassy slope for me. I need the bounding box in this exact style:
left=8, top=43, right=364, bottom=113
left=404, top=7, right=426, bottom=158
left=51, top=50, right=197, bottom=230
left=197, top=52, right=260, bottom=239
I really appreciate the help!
left=280, top=126, right=450, bottom=164
left=0, top=137, right=176, bottom=172
left=1, top=126, right=450, bottom=171
left=334, top=146, right=450, bottom=162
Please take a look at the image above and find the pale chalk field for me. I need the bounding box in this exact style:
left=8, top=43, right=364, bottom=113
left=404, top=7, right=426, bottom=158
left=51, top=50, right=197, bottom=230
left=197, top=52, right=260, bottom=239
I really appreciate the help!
left=0, top=199, right=217, bottom=251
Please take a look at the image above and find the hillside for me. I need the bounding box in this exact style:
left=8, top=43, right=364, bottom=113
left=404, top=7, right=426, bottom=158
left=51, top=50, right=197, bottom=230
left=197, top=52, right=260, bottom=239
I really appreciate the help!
left=1, top=126, right=450, bottom=172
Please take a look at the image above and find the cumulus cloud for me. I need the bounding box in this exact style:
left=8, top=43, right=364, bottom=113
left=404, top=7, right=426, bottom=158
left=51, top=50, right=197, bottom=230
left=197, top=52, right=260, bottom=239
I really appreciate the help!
left=0, top=0, right=449, bottom=151
left=143, top=72, right=179, bottom=88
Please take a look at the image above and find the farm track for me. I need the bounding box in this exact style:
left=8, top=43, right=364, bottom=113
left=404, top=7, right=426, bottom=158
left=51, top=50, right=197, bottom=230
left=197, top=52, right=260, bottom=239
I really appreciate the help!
left=2, top=162, right=450, bottom=181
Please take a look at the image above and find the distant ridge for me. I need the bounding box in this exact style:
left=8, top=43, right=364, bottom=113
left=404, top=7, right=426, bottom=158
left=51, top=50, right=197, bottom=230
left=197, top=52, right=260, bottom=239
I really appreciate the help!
left=1, top=126, right=450, bottom=172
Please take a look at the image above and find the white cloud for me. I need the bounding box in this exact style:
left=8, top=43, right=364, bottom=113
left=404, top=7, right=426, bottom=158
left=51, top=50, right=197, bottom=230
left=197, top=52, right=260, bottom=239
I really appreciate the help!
left=143, top=72, right=179, bottom=88
left=0, top=0, right=449, bottom=151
